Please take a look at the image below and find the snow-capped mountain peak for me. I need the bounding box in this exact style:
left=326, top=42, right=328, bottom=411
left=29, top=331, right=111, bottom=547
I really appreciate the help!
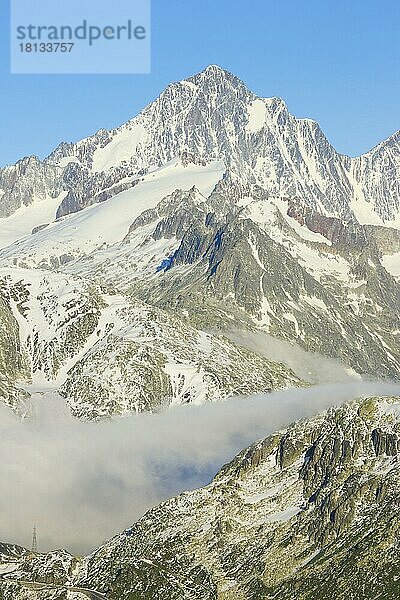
left=1, top=64, right=399, bottom=237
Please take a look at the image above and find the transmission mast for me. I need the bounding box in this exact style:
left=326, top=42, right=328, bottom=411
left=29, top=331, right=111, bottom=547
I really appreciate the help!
left=31, top=525, right=38, bottom=553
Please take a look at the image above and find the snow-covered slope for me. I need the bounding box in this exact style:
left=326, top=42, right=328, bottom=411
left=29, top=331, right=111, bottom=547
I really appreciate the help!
left=0, top=191, right=66, bottom=249
left=0, top=159, right=224, bottom=268
left=0, top=267, right=302, bottom=417
left=1, top=169, right=398, bottom=399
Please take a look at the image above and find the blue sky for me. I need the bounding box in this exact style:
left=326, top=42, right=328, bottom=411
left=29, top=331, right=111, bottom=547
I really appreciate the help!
left=1, top=0, right=399, bottom=165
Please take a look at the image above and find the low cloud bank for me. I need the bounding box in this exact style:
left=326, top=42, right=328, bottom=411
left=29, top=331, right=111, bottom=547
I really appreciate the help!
left=1, top=381, right=399, bottom=554
left=226, top=329, right=362, bottom=383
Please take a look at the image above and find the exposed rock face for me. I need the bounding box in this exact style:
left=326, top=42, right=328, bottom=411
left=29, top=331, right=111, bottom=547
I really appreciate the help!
left=118, top=184, right=399, bottom=381
left=0, top=282, right=30, bottom=409
left=2, top=396, right=400, bottom=599
left=66, top=395, right=400, bottom=599
left=0, top=156, right=62, bottom=218
left=351, top=130, right=400, bottom=223
left=0, top=543, right=26, bottom=562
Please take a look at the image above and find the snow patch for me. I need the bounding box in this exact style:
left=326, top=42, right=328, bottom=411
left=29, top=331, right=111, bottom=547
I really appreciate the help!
left=0, top=191, right=67, bottom=250
left=381, top=252, right=400, bottom=278
left=58, top=156, right=81, bottom=168
left=350, top=194, right=384, bottom=226
left=92, top=124, right=148, bottom=173
left=266, top=506, right=302, bottom=523
left=246, top=100, right=267, bottom=133
left=180, top=80, right=197, bottom=91
left=283, top=313, right=300, bottom=337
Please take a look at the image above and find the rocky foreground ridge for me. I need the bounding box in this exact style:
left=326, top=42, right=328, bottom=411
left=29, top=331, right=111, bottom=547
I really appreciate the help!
left=1, top=395, right=400, bottom=599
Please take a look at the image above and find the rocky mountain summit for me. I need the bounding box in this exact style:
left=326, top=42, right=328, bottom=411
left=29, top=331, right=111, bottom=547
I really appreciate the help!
left=1, top=65, right=399, bottom=229
left=2, top=395, right=400, bottom=599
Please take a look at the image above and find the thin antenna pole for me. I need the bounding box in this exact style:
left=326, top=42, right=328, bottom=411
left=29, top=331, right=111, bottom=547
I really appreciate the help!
left=31, top=525, right=38, bottom=553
